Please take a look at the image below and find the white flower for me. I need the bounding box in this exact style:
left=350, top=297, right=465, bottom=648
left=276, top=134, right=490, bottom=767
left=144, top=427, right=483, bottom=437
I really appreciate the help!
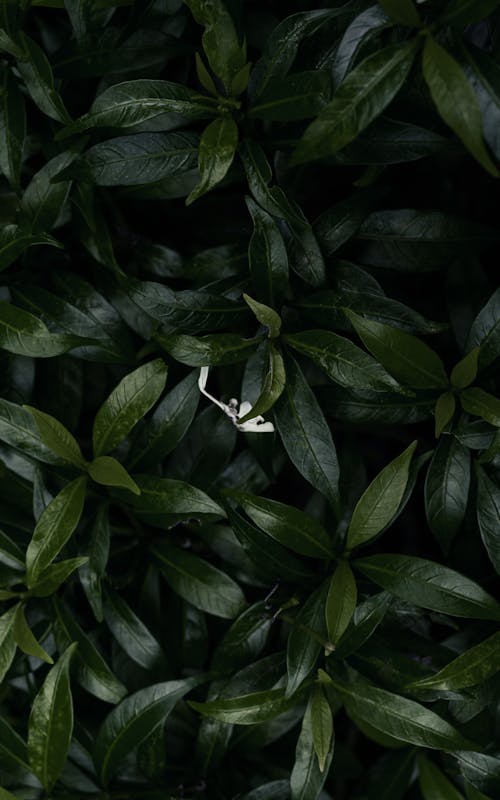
left=198, top=366, right=275, bottom=433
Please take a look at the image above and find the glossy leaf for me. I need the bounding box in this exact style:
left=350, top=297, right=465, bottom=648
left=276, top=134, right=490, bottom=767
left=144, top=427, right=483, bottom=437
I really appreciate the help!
left=325, top=561, right=357, bottom=645
left=23, top=405, right=86, bottom=468
left=287, top=580, right=329, bottom=697
left=187, top=117, right=238, bottom=205
left=354, top=554, right=500, bottom=620
left=425, top=436, right=470, bottom=554
left=246, top=197, right=289, bottom=308
left=93, top=359, right=167, bottom=457
left=418, top=754, right=464, bottom=800
left=152, top=539, right=245, bottom=619
left=291, top=687, right=334, bottom=799
left=422, top=37, right=498, bottom=176
left=103, top=586, right=166, bottom=671
left=476, top=465, right=500, bottom=575
left=0, top=606, right=16, bottom=682
left=0, top=65, right=25, bottom=190
left=461, top=388, right=500, bottom=427
left=28, top=643, right=77, bottom=791
left=13, top=605, right=53, bottom=664
left=347, top=441, right=417, bottom=550
left=26, top=476, right=87, bottom=587
left=409, top=630, right=500, bottom=692
left=190, top=688, right=298, bottom=725
left=87, top=456, right=140, bottom=495
left=294, top=41, right=418, bottom=164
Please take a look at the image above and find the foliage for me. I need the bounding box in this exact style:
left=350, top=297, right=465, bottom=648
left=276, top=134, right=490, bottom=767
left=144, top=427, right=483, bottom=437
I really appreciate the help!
left=0, top=0, right=499, bottom=798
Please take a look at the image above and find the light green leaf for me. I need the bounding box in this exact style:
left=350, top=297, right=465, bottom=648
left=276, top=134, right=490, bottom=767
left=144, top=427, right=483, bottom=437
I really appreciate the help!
left=93, top=359, right=167, bottom=457
left=294, top=40, right=419, bottom=164
left=125, top=475, right=224, bottom=527
left=190, top=688, right=298, bottom=725
left=29, top=557, right=89, bottom=598
left=422, top=36, right=498, bottom=176
left=0, top=299, right=90, bottom=357
left=28, top=643, right=77, bottom=792
left=13, top=605, right=53, bottom=664
left=345, top=308, right=448, bottom=389
left=451, top=347, right=480, bottom=389
left=23, top=405, right=86, bottom=468
left=26, top=476, right=87, bottom=587
left=291, top=687, right=334, bottom=800
left=325, top=561, right=357, bottom=645
left=184, top=0, right=246, bottom=90
left=347, top=441, right=417, bottom=550
left=310, top=684, right=333, bottom=774
left=88, top=456, right=140, bottom=495
left=243, top=294, right=281, bottom=339
left=461, top=388, right=500, bottom=427
left=409, top=630, right=500, bottom=692
left=187, top=117, right=238, bottom=205
left=354, top=553, right=500, bottom=620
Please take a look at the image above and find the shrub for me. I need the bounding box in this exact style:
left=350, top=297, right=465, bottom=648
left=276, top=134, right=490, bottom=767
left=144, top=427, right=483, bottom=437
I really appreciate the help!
left=0, top=1, right=500, bottom=798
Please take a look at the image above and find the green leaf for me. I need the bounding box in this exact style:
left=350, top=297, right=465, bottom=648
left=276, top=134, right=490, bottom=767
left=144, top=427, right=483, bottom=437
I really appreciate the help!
left=425, top=436, right=470, bottom=554
left=418, top=754, right=464, bottom=800
left=225, top=490, right=332, bottom=559
left=327, top=665, right=475, bottom=750
left=345, top=309, right=448, bottom=389
left=455, top=752, right=500, bottom=796
left=16, top=33, right=71, bottom=123
left=0, top=788, right=19, bottom=800
left=451, top=347, right=480, bottom=389
left=409, top=630, right=500, bottom=692
left=274, top=356, right=340, bottom=512
left=125, top=475, right=225, bottom=527
left=290, top=687, right=334, bottom=800
left=287, top=580, right=329, bottom=697
left=88, top=456, right=140, bottom=495
left=226, top=504, right=315, bottom=584
left=29, top=557, right=89, bottom=598
left=78, top=503, right=109, bottom=622
left=190, top=688, right=298, bottom=725
left=73, top=131, right=200, bottom=186
left=53, top=597, right=127, bottom=704
left=28, top=643, right=77, bottom=792
left=476, top=465, right=500, bottom=576
left=187, top=117, right=238, bottom=205
left=0, top=605, right=16, bottom=682
left=422, top=37, right=498, bottom=176
left=243, top=294, right=281, bottom=339
left=0, top=226, right=62, bottom=274
left=57, top=79, right=215, bottom=138
left=246, top=197, right=289, bottom=308
left=238, top=343, right=285, bottom=423
left=461, top=388, right=500, bottom=427
left=23, top=406, right=86, bottom=468
left=93, top=359, right=167, bottom=457
left=354, top=554, right=500, bottom=620
left=184, top=0, right=246, bottom=90
left=0, top=65, right=25, bottom=190
left=293, top=40, right=418, bottom=164
left=0, top=398, right=63, bottom=464
left=13, top=605, right=53, bottom=664
left=377, top=0, right=420, bottom=26
left=310, top=684, right=333, bottom=774
left=211, top=601, right=272, bottom=672
left=335, top=592, right=392, bottom=659
left=467, top=288, right=500, bottom=370
left=156, top=331, right=261, bottom=366
left=26, top=476, right=87, bottom=587
left=94, top=677, right=202, bottom=786
left=0, top=299, right=90, bottom=357
left=151, top=539, right=245, bottom=619
left=103, top=586, right=166, bottom=671
left=332, top=6, right=392, bottom=87
left=346, top=441, right=417, bottom=551
left=325, top=561, right=357, bottom=645
left=248, top=71, right=331, bottom=121
left=20, top=150, right=77, bottom=234
left=435, top=392, right=456, bottom=437
left=0, top=715, right=30, bottom=776
left=285, top=330, right=403, bottom=393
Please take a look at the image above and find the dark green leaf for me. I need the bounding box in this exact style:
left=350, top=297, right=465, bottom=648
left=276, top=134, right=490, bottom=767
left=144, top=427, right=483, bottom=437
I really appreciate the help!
left=354, top=554, right=500, bottom=619
left=190, top=687, right=298, bottom=725
left=418, top=754, right=464, bottom=799
left=238, top=343, right=285, bottom=423
left=13, top=604, right=53, bottom=664
left=184, top=0, right=246, bottom=90
left=243, top=295, right=281, bottom=339
left=435, top=392, right=456, bottom=438
left=0, top=398, right=66, bottom=464
left=156, top=331, right=262, bottom=366
left=249, top=71, right=331, bottom=121
left=16, top=33, right=71, bottom=123
left=425, top=436, right=470, bottom=554
left=285, top=329, right=403, bottom=392
left=28, top=643, right=77, bottom=792
left=325, top=561, right=357, bottom=645
left=274, top=356, right=340, bottom=511
left=95, top=677, right=202, bottom=786
left=410, top=630, right=500, bottom=691
left=103, top=586, right=166, bottom=671
left=26, top=476, right=87, bottom=587
left=287, top=580, right=329, bottom=697
left=290, top=687, right=334, bottom=800
left=187, top=117, right=238, bottom=205
left=327, top=665, right=475, bottom=750
left=226, top=490, right=332, bottom=559
left=454, top=751, right=500, bottom=796
left=476, top=465, right=500, bottom=576
left=467, top=288, right=500, bottom=370
left=0, top=226, right=62, bottom=274
left=451, top=347, right=480, bottom=389
left=335, top=591, right=392, bottom=659
left=0, top=300, right=90, bottom=357
left=310, top=684, right=333, bottom=773
left=88, top=456, right=140, bottom=495
left=93, top=359, right=167, bottom=457
left=0, top=65, right=25, bottom=190
left=152, top=539, right=245, bottom=618
left=29, top=557, right=88, bottom=598
left=294, top=41, right=418, bottom=163
left=378, top=0, right=420, bottom=26
left=422, top=37, right=497, bottom=176
left=0, top=605, right=16, bottom=682
left=125, top=475, right=224, bottom=526
left=78, top=503, right=109, bottom=623
left=23, top=405, right=86, bottom=468
left=246, top=197, right=289, bottom=308
left=440, top=0, right=500, bottom=27
left=20, top=150, right=77, bottom=233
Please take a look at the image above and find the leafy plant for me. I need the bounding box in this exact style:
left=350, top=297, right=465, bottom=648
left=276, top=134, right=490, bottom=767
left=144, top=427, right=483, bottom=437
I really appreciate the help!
left=0, top=0, right=500, bottom=798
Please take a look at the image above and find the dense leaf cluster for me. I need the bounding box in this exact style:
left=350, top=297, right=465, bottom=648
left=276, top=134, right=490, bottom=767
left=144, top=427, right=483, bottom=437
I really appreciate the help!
left=1, top=0, right=500, bottom=798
